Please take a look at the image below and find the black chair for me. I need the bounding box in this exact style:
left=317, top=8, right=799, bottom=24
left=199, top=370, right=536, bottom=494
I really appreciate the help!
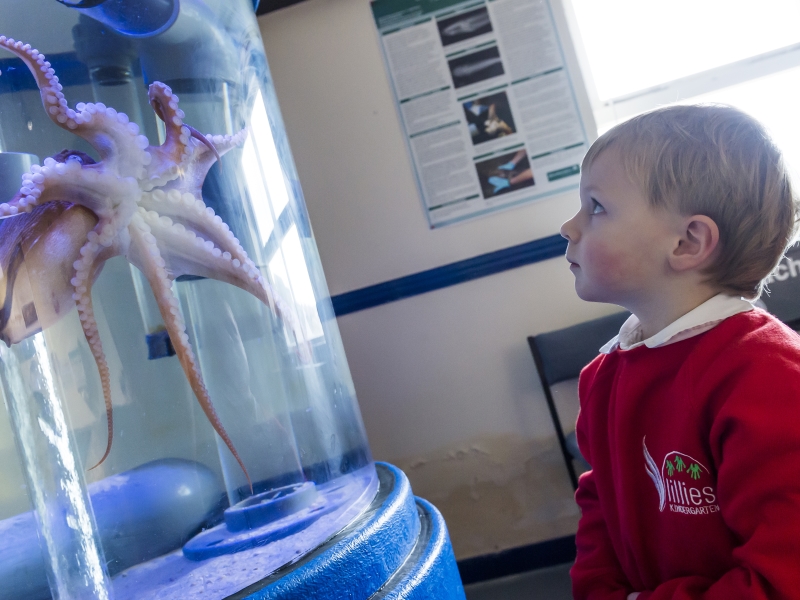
left=527, top=311, right=630, bottom=490
left=759, top=243, right=800, bottom=329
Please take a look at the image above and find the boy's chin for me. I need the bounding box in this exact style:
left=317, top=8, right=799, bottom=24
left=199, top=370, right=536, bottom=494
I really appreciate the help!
left=574, top=281, right=614, bottom=304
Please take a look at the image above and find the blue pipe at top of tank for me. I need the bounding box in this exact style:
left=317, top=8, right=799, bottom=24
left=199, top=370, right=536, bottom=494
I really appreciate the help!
left=55, top=0, right=260, bottom=40
left=56, top=0, right=262, bottom=105
left=136, top=0, right=246, bottom=85
left=55, top=0, right=260, bottom=13
left=55, top=0, right=181, bottom=38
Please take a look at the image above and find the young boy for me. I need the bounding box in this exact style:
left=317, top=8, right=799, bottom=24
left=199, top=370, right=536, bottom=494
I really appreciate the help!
left=560, top=104, right=800, bottom=600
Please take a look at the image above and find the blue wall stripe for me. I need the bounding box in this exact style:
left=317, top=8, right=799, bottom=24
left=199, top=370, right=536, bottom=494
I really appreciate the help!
left=331, top=234, right=568, bottom=316
left=457, top=534, right=576, bottom=585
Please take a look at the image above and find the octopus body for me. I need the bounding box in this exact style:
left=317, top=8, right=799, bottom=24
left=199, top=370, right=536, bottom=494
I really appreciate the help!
left=0, top=36, right=291, bottom=489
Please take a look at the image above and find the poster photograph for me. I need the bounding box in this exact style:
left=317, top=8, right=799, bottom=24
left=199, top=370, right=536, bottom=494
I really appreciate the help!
left=372, top=0, right=589, bottom=227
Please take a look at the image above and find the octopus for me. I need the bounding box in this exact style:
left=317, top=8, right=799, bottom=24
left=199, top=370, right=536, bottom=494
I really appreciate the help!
left=0, top=36, right=293, bottom=490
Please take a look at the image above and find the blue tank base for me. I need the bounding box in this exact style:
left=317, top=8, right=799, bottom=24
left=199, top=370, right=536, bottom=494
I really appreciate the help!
left=371, top=497, right=467, bottom=600
left=241, top=462, right=466, bottom=600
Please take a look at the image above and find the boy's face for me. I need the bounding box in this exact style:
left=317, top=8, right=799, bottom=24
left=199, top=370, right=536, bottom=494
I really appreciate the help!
left=560, top=148, right=681, bottom=307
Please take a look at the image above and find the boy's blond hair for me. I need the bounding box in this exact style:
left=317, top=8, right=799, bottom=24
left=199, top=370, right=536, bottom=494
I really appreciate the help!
left=583, top=104, right=799, bottom=299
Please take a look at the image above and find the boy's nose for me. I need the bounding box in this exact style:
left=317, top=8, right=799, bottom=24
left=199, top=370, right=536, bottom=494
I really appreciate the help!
left=560, top=215, right=578, bottom=242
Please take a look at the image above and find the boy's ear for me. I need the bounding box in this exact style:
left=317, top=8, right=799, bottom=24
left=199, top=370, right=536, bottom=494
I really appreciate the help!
left=669, top=215, right=720, bottom=272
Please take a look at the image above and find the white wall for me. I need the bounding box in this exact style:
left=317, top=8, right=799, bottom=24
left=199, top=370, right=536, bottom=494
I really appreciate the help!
left=258, top=0, right=618, bottom=558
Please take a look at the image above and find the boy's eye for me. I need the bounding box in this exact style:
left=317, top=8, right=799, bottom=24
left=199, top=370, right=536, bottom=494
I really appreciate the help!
left=590, top=198, right=605, bottom=214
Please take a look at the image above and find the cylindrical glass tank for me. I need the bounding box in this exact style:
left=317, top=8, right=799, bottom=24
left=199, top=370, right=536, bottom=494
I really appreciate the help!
left=0, top=1, right=377, bottom=598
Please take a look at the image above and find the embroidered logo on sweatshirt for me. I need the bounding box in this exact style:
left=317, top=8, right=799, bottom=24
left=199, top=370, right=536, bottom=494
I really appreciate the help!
left=643, top=438, right=720, bottom=515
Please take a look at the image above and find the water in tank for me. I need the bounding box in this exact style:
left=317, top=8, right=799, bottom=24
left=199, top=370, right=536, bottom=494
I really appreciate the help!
left=0, top=1, right=377, bottom=598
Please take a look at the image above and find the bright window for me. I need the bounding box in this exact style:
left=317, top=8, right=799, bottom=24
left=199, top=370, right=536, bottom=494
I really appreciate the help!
left=268, top=225, right=324, bottom=344
left=241, top=135, right=274, bottom=243
left=570, top=0, right=800, bottom=101
left=687, top=65, right=800, bottom=180
left=568, top=0, right=800, bottom=177
left=250, top=91, right=290, bottom=222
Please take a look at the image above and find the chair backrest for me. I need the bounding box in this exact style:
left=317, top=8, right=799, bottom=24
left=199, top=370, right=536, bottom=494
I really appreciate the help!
left=532, top=311, right=630, bottom=386
left=760, top=243, right=800, bottom=328
left=528, top=310, right=629, bottom=490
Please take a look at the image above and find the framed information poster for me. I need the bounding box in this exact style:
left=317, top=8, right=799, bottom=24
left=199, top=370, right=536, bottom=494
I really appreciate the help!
left=371, top=0, right=589, bottom=228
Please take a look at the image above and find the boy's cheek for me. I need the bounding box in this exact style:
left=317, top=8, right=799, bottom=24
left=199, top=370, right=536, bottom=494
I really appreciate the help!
left=585, top=245, right=632, bottom=284
left=575, top=247, right=642, bottom=300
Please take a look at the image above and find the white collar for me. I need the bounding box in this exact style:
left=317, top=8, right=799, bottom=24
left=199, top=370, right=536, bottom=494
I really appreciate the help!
left=600, top=294, right=754, bottom=354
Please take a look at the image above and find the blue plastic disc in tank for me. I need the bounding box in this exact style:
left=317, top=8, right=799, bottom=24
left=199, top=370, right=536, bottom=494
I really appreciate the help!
left=224, top=482, right=318, bottom=532
left=183, top=482, right=343, bottom=561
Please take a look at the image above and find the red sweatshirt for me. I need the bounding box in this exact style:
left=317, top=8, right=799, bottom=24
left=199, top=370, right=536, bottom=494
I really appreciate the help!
left=571, top=309, right=800, bottom=600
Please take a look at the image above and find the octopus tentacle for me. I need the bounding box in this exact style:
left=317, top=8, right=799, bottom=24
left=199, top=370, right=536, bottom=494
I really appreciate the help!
left=135, top=206, right=272, bottom=307
left=205, top=129, right=249, bottom=156
left=0, top=157, right=86, bottom=217
left=156, top=127, right=248, bottom=204
left=0, top=163, right=52, bottom=217
left=0, top=39, right=150, bottom=177
left=127, top=213, right=252, bottom=491
left=72, top=236, right=115, bottom=470
left=0, top=37, right=71, bottom=129
left=139, top=191, right=263, bottom=279
left=144, top=83, right=196, bottom=186
left=0, top=158, right=140, bottom=220
left=134, top=202, right=311, bottom=359
left=186, top=126, right=220, bottom=162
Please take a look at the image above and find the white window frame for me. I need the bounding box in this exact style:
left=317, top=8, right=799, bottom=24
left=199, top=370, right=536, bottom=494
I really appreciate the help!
left=559, top=0, right=800, bottom=131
